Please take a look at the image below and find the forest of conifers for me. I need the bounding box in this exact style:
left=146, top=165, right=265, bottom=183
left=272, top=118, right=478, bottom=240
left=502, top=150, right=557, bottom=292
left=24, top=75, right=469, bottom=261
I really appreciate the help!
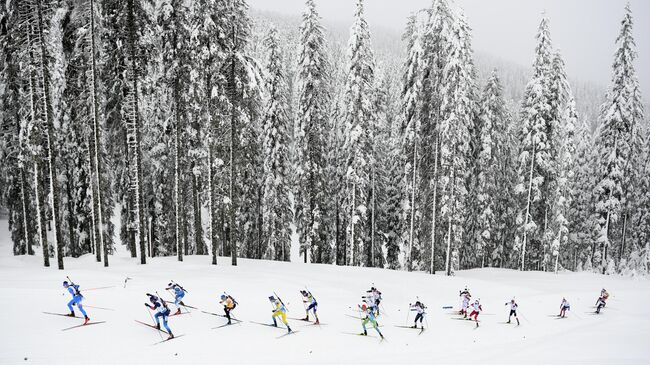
left=0, top=0, right=648, bottom=275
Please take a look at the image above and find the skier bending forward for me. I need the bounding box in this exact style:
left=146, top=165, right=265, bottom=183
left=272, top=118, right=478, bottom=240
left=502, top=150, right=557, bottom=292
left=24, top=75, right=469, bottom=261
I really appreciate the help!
left=220, top=294, right=237, bottom=325
left=359, top=303, right=384, bottom=339
left=269, top=296, right=293, bottom=333
left=63, top=280, right=90, bottom=325
left=559, top=298, right=570, bottom=317
left=145, top=293, right=174, bottom=339
left=166, top=282, right=186, bottom=315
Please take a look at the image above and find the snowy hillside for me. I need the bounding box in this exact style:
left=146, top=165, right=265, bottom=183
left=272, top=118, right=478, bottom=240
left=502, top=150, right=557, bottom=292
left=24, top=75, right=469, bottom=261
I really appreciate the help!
left=1, top=218, right=648, bottom=365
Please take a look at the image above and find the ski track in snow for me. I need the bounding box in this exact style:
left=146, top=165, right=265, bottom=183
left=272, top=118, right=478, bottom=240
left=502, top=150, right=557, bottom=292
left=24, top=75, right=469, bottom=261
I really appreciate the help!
left=0, top=218, right=648, bottom=365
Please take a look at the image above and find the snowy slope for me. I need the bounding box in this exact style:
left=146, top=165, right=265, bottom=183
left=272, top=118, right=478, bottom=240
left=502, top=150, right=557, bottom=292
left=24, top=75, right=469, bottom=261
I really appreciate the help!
left=0, top=218, right=648, bottom=365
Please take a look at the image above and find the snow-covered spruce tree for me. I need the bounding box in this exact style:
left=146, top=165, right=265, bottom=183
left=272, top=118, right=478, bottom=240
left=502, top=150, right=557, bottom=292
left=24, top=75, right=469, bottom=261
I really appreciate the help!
left=63, top=0, right=114, bottom=265
left=29, top=0, right=65, bottom=269
left=124, top=0, right=149, bottom=263
left=628, top=125, right=649, bottom=274
left=570, top=119, right=598, bottom=270
left=515, top=15, right=554, bottom=271
left=261, top=26, right=292, bottom=261
left=0, top=2, right=36, bottom=257
left=295, top=0, right=330, bottom=264
left=552, top=93, right=578, bottom=273
left=155, top=0, right=192, bottom=261
left=472, top=69, right=510, bottom=268
left=341, top=0, right=375, bottom=267
left=219, top=0, right=263, bottom=266
left=543, top=50, right=571, bottom=271
left=191, top=0, right=229, bottom=264
left=439, top=10, right=474, bottom=276
left=370, top=67, right=401, bottom=268
left=400, top=10, right=427, bottom=271
left=406, top=0, right=455, bottom=273
left=593, top=4, right=644, bottom=273
left=99, top=0, right=134, bottom=256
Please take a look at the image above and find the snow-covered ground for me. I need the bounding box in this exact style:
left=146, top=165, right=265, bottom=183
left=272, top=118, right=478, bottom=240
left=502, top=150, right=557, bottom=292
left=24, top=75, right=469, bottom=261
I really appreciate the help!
left=1, top=218, right=648, bottom=365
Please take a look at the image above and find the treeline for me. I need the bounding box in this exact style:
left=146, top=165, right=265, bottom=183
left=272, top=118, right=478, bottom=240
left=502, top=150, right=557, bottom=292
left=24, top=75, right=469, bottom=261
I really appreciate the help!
left=0, top=0, right=647, bottom=275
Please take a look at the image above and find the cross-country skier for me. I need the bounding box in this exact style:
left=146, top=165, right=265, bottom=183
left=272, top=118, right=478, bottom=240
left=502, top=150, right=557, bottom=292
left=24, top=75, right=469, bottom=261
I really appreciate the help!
left=595, top=292, right=607, bottom=314
left=505, top=299, right=520, bottom=325
left=596, top=288, right=609, bottom=309
left=145, top=293, right=174, bottom=339
left=363, top=287, right=382, bottom=316
left=63, top=281, right=90, bottom=325
left=409, top=301, right=426, bottom=329
left=220, top=294, right=237, bottom=324
left=359, top=303, right=384, bottom=339
left=269, top=296, right=292, bottom=333
left=469, top=299, right=482, bottom=327
left=459, top=293, right=471, bottom=318
left=300, top=290, right=319, bottom=324
left=559, top=298, right=570, bottom=317
left=166, top=282, right=186, bottom=315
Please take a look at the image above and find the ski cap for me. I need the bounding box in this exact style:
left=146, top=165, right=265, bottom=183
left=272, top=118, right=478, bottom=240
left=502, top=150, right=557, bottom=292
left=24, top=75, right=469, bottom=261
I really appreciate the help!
left=268, top=296, right=276, bottom=302
left=361, top=304, right=367, bottom=311
left=63, top=281, right=69, bottom=287
left=221, top=294, right=227, bottom=300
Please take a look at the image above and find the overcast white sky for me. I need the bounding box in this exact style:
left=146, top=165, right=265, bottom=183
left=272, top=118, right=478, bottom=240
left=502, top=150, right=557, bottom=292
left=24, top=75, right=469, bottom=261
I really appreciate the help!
left=248, top=0, right=650, bottom=97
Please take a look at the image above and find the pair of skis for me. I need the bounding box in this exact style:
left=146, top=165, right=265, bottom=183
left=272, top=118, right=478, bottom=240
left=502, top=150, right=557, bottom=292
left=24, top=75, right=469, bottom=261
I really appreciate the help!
left=135, top=320, right=184, bottom=344
left=43, top=312, right=106, bottom=331
left=250, top=321, right=300, bottom=339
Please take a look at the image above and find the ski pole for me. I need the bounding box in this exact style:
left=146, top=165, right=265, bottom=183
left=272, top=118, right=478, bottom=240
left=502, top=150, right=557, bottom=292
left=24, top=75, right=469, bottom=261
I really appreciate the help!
left=84, top=305, right=114, bottom=311
left=518, top=309, right=532, bottom=324
left=405, top=304, right=410, bottom=325
left=146, top=306, right=164, bottom=341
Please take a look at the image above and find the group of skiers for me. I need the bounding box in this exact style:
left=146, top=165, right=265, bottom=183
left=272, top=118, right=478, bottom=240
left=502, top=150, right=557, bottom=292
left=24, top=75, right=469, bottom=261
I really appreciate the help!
left=59, top=279, right=612, bottom=341
left=453, top=286, right=610, bottom=328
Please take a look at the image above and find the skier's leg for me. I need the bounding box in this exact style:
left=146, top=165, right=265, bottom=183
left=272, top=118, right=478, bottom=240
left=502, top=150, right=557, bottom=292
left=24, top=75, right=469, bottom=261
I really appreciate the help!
left=67, top=298, right=75, bottom=314
left=362, top=318, right=369, bottom=335
left=77, top=299, right=88, bottom=318
left=162, top=315, right=171, bottom=333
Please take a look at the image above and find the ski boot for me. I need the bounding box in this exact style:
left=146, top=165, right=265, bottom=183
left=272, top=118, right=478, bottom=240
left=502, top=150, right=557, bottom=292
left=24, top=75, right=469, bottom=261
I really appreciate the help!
left=302, top=315, right=309, bottom=321
left=314, top=319, right=320, bottom=325
left=84, top=316, right=90, bottom=325
left=287, top=327, right=293, bottom=333
left=156, top=323, right=161, bottom=330
left=411, top=324, right=417, bottom=329
left=175, top=308, right=181, bottom=315
left=360, top=330, right=368, bottom=336
left=167, top=333, right=174, bottom=340
left=507, top=320, right=511, bottom=324
left=67, top=312, right=75, bottom=317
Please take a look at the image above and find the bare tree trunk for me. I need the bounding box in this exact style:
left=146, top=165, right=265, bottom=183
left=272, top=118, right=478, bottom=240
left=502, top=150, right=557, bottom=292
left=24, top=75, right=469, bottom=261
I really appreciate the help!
left=445, top=169, right=456, bottom=276
left=89, top=0, right=107, bottom=266
left=127, top=0, right=147, bottom=264
left=20, top=167, right=34, bottom=255
left=349, top=183, right=356, bottom=266
left=175, top=121, right=183, bottom=261
left=193, top=169, right=204, bottom=255
left=371, top=166, right=375, bottom=267
left=521, top=144, right=536, bottom=271
left=35, top=0, right=64, bottom=269
left=408, top=144, right=416, bottom=271
left=34, top=162, right=49, bottom=266
left=209, top=144, right=218, bottom=265
left=430, top=137, right=439, bottom=274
